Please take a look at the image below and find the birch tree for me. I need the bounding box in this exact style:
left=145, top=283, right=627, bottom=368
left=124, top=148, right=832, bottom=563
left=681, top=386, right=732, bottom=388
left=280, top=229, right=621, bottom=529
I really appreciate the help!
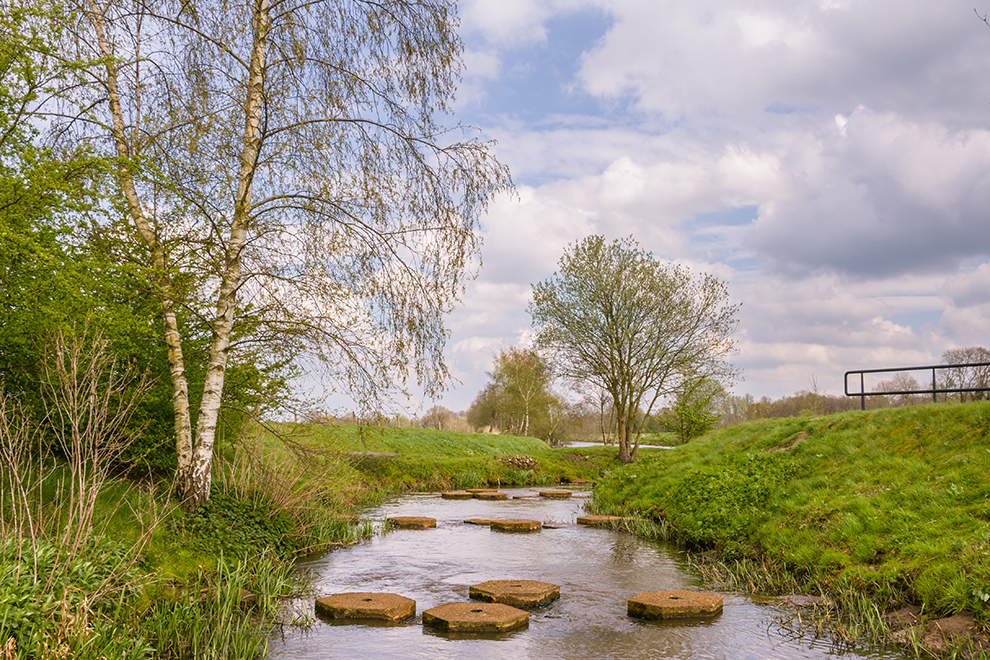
left=46, top=0, right=510, bottom=510
left=529, top=235, right=739, bottom=463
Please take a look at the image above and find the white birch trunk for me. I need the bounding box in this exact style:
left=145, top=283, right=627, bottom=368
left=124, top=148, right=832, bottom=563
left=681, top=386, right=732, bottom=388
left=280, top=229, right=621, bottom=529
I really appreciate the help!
left=182, top=0, right=270, bottom=511
left=85, top=0, right=195, bottom=493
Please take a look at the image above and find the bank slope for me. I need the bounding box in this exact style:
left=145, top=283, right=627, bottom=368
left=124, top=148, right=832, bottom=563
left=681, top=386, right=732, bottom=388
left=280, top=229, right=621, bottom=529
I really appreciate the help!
left=591, top=402, right=990, bottom=619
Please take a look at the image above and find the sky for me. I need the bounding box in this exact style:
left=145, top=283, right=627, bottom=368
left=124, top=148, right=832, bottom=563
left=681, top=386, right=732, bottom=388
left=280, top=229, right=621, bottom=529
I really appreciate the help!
left=425, top=0, right=990, bottom=413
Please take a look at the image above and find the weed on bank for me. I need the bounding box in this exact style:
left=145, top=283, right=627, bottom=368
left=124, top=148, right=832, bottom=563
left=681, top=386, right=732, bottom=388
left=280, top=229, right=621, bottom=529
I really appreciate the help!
left=591, top=402, right=990, bottom=629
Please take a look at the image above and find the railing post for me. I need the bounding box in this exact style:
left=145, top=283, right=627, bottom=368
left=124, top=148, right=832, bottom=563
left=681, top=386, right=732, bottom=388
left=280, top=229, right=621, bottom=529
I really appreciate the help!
left=860, top=372, right=866, bottom=411
left=932, top=367, right=937, bottom=403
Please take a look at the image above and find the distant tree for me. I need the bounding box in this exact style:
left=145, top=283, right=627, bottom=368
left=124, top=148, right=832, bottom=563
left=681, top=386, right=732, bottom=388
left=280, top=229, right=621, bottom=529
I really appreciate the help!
left=420, top=406, right=454, bottom=431
left=941, top=347, right=990, bottom=402
left=876, top=373, right=926, bottom=408
left=658, top=376, right=724, bottom=442
left=529, top=235, right=739, bottom=463
left=467, top=348, right=556, bottom=438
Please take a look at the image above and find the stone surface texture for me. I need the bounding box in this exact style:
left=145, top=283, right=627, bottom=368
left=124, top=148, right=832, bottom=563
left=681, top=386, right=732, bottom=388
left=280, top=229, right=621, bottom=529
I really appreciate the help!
left=463, top=518, right=497, bottom=526
left=539, top=490, right=572, bottom=499
left=422, top=602, right=529, bottom=632
left=440, top=491, right=474, bottom=500
left=386, top=516, right=436, bottom=529
left=628, top=590, right=723, bottom=620
left=474, top=491, right=508, bottom=500
left=469, top=580, right=560, bottom=608
left=490, top=519, right=542, bottom=532
left=314, top=593, right=416, bottom=621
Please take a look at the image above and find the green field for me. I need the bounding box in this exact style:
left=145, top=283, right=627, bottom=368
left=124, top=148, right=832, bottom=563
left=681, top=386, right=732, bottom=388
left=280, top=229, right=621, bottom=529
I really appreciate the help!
left=591, top=401, right=990, bottom=625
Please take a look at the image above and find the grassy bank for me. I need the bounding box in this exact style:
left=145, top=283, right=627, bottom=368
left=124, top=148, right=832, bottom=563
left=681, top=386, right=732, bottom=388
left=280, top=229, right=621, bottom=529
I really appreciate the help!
left=2, top=421, right=616, bottom=658
left=590, top=402, right=990, bottom=632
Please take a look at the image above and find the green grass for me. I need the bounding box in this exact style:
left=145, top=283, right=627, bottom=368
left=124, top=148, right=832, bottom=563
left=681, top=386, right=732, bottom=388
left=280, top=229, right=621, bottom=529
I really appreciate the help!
left=264, top=423, right=617, bottom=497
left=590, top=401, right=990, bottom=624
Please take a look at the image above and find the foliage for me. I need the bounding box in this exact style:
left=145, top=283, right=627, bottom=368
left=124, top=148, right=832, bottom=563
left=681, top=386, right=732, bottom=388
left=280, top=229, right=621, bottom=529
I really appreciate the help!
left=591, top=401, right=990, bottom=619
left=467, top=348, right=565, bottom=441
left=529, top=235, right=739, bottom=463
left=657, top=376, right=724, bottom=442
left=41, top=0, right=511, bottom=509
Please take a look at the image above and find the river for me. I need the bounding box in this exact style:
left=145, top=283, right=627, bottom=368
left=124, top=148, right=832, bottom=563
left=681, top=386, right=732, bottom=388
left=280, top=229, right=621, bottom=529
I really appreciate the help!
left=269, top=487, right=909, bottom=660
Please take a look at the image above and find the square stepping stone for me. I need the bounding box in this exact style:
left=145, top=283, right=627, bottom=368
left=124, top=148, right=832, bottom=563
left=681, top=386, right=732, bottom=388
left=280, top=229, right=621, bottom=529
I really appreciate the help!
left=628, top=590, right=723, bottom=620
left=474, top=491, right=508, bottom=500
left=463, top=518, right=497, bottom=526
left=422, top=602, right=529, bottom=632
left=490, top=519, right=542, bottom=532
left=470, top=580, right=560, bottom=608
left=386, top=516, right=436, bottom=529
left=539, top=490, right=572, bottom=499
left=315, top=592, right=416, bottom=621
left=441, top=491, right=474, bottom=500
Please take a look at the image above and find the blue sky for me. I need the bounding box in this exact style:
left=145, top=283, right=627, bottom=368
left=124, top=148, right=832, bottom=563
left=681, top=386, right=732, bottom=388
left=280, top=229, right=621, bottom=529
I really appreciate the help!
left=423, top=0, right=990, bottom=412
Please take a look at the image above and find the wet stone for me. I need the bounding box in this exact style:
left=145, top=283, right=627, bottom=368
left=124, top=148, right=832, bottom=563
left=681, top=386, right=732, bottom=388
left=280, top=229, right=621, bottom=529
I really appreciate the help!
left=470, top=580, right=560, bottom=608
left=576, top=515, right=624, bottom=526
left=386, top=516, right=436, bottom=529
left=464, top=518, right=497, bottom=526
left=539, top=490, right=572, bottom=499
left=490, top=519, right=542, bottom=532
left=512, top=494, right=539, bottom=499
left=628, top=590, right=723, bottom=620
left=441, top=491, right=474, bottom=500
left=474, top=491, right=509, bottom=501
left=422, top=602, right=529, bottom=633
left=315, top=592, right=416, bottom=621
left=465, top=488, right=497, bottom=493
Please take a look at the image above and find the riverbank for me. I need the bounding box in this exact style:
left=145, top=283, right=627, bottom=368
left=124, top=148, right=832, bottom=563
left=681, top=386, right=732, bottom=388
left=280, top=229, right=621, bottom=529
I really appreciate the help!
left=589, top=401, right=990, bottom=656
left=0, top=423, right=615, bottom=658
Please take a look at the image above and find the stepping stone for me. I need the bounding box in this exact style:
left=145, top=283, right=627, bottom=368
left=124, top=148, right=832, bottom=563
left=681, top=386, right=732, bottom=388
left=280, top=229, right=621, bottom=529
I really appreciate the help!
left=512, top=494, right=539, bottom=499
left=386, top=516, right=436, bottom=529
left=628, top=591, right=723, bottom=620
left=490, top=519, right=542, bottom=532
left=422, top=602, right=529, bottom=632
left=464, top=518, right=497, bottom=526
left=465, top=488, right=497, bottom=493
left=539, top=490, right=572, bottom=499
left=441, top=491, right=474, bottom=500
left=577, top=515, right=625, bottom=526
left=470, top=580, right=560, bottom=608
left=315, top=592, right=416, bottom=621
left=474, top=491, right=508, bottom=501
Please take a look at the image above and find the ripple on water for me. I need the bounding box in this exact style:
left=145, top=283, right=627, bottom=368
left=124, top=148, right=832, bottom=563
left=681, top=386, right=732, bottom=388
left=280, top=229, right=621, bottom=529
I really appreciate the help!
left=273, top=488, right=908, bottom=660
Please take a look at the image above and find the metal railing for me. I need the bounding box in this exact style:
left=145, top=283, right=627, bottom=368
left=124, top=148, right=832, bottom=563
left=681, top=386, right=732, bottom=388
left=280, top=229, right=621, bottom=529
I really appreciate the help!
left=844, top=362, right=990, bottom=410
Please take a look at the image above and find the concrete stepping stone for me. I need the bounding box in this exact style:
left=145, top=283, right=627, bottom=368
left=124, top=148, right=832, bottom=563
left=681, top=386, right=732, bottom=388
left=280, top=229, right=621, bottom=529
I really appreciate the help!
left=512, top=494, right=539, bottom=499
left=539, top=490, right=572, bottom=499
left=576, top=515, right=625, bottom=526
left=490, top=519, right=542, bottom=532
left=470, top=580, right=560, bottom=608
left=441, top=491, right=474, bottom=500
left=464, top=518, right=497, bottom=526
left=315, top=592, right=416, bottom=621
left=422, top=602, right=529, bottom=632
left=474, top=491, right=508, bottom=500
left=465, top=488, right=497, bottom=493
left=628, top=590, right=723, bottom=620
left=386, top=516, right=436, bottom=529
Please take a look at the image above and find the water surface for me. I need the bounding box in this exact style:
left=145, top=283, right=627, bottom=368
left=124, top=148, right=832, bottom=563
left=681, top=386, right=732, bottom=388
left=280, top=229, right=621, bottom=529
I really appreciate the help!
left=271, top=488, right=907, bottom=660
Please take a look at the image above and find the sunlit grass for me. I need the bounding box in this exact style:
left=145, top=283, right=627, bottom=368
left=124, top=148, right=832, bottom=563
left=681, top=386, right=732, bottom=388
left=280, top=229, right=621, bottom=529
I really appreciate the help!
left=591, top=401, right=990, bottom=623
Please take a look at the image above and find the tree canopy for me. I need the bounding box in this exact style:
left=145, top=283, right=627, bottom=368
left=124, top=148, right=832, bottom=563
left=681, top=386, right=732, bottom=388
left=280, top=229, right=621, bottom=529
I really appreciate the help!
left=529, top=235, right=739, bottom=462
left=15, top=0, right=510, bottom=509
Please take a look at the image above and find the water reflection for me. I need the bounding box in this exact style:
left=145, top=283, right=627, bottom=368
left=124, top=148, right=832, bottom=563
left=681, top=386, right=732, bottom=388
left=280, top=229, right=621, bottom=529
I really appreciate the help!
left=270, top=488, right=907, bottom=660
